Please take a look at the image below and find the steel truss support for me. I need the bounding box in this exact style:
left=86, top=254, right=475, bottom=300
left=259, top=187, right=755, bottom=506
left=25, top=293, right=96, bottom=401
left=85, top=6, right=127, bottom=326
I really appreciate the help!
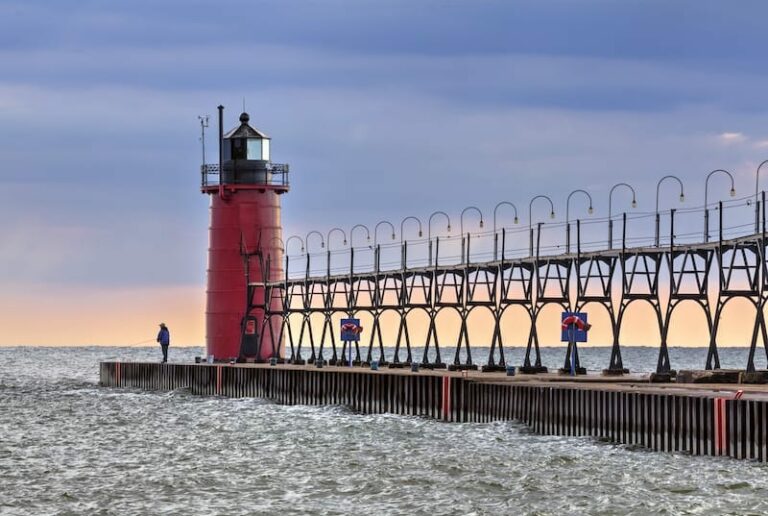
left=393, top=309, right=414, bottom=365
left=241, top=211, right=768, bottom=375
left=364, top=310, right=389, bottom=365
left=715, top=234, right=764, bottom=372
left=484, top=308, right=507, bottom=371
left=574, top=254, right=619, bottom=372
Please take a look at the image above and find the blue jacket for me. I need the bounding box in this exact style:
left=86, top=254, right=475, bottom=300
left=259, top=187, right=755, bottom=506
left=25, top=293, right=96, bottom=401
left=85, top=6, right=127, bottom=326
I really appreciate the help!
left=157, top=327, right=170, bottom=346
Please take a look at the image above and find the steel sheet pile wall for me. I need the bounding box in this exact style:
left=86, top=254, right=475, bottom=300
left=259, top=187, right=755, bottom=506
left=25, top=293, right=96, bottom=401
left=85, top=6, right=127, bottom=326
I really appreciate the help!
left=100, top=362, right=767, bottom=461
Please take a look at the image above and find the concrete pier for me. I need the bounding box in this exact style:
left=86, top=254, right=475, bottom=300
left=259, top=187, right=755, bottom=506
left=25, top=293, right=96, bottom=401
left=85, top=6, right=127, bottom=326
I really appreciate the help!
left=100, top=362, right=768, bottom=462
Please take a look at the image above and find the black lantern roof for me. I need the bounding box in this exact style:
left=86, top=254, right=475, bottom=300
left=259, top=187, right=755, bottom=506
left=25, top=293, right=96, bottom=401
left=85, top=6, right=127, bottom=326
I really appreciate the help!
left=223, top=112, right=270, bottom=140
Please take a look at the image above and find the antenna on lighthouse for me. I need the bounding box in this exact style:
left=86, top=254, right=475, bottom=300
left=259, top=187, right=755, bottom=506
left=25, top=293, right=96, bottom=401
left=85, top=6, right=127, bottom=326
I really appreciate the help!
left=198, top=115, right=210, bottom=166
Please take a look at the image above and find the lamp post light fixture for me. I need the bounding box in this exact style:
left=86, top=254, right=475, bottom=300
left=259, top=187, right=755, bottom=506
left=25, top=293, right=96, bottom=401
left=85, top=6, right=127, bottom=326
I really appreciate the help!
left=608, top=183, right=637, bottom=249
left=326, top=227, right=347, bottom=249
left=400, top=215, right=423, bottom=241
left=528, top=195, right=555, bottom=256
left=286, top=235, right=305, bottom=254
left=305, top=230, right=325, bottom=252
left=284, top=235, right=305, bottom=279
left=566, top=189, right=593, bottom=253
left=322, top=228, right=346, bottom=278
left=428, top=211, right=452, bottom=240
left=754, top=160, right=768, bottom=232
left=349, top=224, right=371, bottom=248
left=374, top=220, right=397, bottom=247
left=428, top=211, right=452, bottom=266
left=493, top=201, right=519, bottom=261
left=655, top=175, right=685, bottom=247
left=704, top=169, right=736, bottom=242
left=460, top=206, right=484, bottom=264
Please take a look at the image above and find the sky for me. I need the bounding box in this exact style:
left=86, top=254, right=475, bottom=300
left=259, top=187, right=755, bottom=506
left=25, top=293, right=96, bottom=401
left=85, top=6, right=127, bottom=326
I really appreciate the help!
left=1, top=0, right=768, bottom=347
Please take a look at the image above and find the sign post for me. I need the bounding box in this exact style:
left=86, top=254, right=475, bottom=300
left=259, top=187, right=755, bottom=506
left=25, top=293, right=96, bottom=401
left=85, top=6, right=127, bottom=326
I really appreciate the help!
left=560, top=312, right=589, bottom=375
left=340, top=318, right=363, bottom=367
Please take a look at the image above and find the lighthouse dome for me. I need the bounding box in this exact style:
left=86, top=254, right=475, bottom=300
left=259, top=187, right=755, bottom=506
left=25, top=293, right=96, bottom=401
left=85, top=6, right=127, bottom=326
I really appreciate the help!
left=223, top=112, right=270, bottom=140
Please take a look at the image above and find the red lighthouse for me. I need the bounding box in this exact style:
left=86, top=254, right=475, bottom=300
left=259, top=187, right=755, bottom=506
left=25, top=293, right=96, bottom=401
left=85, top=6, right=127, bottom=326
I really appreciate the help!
left=201, top=107, right=288, bottom=361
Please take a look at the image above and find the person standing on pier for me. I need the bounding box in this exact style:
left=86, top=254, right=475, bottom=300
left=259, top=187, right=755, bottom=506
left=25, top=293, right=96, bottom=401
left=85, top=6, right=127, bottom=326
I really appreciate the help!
left=157, top=323, right=170, bottom=363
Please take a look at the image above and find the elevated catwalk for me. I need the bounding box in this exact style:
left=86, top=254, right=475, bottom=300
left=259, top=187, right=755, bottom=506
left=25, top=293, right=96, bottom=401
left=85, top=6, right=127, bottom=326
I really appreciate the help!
left=100, top=362, right=768, bottom=462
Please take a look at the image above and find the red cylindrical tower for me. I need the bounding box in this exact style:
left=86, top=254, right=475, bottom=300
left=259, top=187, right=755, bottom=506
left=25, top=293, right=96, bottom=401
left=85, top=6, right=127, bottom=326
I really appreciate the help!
left=202, top=108, right=288, bottom=361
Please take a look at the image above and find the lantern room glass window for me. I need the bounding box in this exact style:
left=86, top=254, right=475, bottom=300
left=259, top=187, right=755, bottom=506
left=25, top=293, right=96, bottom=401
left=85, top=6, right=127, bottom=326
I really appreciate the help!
left=247, top=139, right=262, bottom=160
left=262, top=139, right=270, bottom=161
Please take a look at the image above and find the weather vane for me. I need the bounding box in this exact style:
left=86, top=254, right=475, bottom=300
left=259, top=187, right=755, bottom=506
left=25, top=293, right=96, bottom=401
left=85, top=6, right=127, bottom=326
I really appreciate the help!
left=197, top=115, right=210, bottom=166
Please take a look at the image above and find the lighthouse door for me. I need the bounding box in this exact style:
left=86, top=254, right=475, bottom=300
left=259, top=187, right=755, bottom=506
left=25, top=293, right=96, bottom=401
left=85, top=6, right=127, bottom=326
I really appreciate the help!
left=239, top=316, right=260, bottom=359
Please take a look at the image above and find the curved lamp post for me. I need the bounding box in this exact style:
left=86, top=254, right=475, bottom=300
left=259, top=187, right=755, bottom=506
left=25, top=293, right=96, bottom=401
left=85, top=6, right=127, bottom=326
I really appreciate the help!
left=399, top=216, right=423, bottom=270
left=460, top=206, right=484, bottom=264
left=754, top=160, right=768, bottom=232
left=349, top=224, right=371, bottom=248
left=285, top=235, right=305, bottom=254
left=323, top=227, right=347, bottom=278
left=326, top=227, right=348, bottom=249
left=608, top=183, right=637, bottom=249
left=566, top=189, right=593, bottom=253
left=374, top=220, right=396, bottom=247
left=655, top=175, right=685, bottom=247
left=305, top=230, right=325, bottom=252
left=428, top=211, right=452, bottom=266
left=528, top=195, right=555, bottom=256
left=284, top=235, right=305, bottom=279
left=704, top=169, right=736, bottom=242
left=400, top=216, right=423, bottom=241
left=493, top=201, right=519, bottom=261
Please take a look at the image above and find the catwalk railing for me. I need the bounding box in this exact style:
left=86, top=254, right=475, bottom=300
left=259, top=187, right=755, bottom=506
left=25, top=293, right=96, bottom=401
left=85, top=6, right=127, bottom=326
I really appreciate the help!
left=242, top=193, right=768, bottom=374
left=200, top=162, right=290, bottom=188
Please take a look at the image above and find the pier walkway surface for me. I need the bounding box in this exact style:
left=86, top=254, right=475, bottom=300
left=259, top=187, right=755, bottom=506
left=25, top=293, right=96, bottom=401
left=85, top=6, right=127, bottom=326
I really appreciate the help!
left=100, top=362, right=768, bottom=462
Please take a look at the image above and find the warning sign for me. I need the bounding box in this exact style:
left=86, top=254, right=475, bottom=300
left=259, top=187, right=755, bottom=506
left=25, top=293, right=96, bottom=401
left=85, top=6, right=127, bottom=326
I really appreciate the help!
left=340, top=318, right=363, bottom=342
left=561, top=312, right=589, bottom=343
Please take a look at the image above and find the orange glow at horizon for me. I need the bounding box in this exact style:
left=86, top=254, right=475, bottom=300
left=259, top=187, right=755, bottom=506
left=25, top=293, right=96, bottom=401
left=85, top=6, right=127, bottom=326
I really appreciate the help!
left=0, top=285, right=760, bottom=348
left=0, top=284, right=205, bottom=347
left=286, top=297, right=760, bottom=349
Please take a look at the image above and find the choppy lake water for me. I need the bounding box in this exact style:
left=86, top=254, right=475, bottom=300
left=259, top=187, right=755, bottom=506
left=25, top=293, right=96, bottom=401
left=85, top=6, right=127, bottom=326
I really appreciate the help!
left=1, top=346, right=767, bottom=515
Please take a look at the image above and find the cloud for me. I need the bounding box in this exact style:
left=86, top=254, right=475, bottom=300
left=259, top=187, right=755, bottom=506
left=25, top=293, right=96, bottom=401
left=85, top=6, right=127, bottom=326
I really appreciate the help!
left=0, top=4, right=765, bottom=291
left=4, top=39, right=768, bottom=115
left=3, top=1, right=768, bottom=66
left=719, top=132, right=746, bottom=144
left=0, top=79, right=766, bottom=289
